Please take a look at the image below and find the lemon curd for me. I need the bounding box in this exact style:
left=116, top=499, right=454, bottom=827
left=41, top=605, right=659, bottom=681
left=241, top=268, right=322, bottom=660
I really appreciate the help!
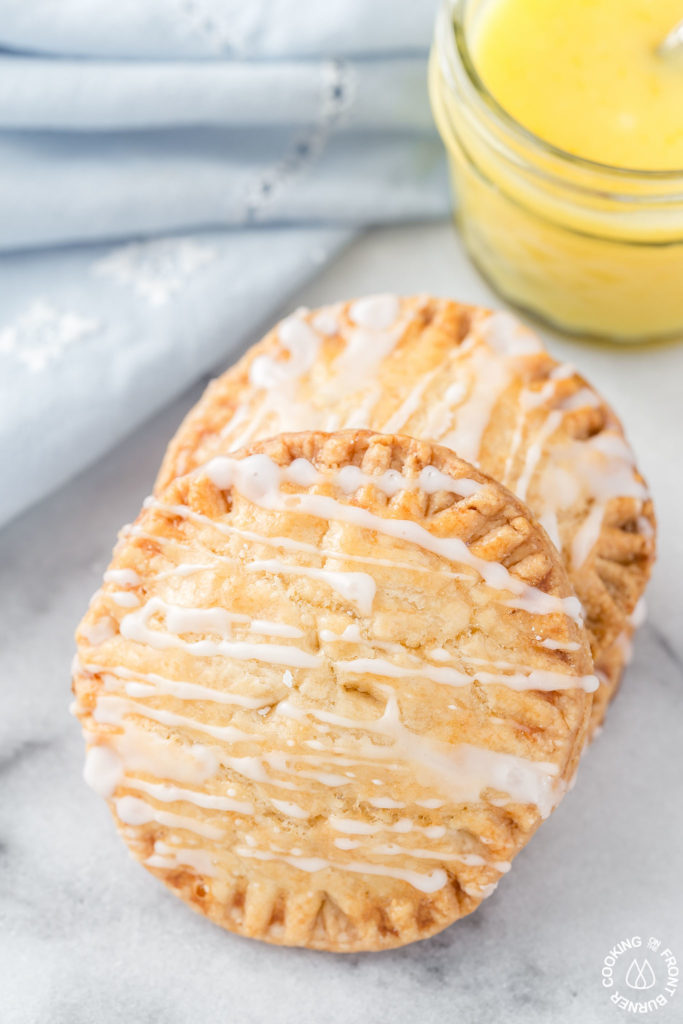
left=430, top=0, right=683, bottom=341
left=475, top=0, right=683, bottom=172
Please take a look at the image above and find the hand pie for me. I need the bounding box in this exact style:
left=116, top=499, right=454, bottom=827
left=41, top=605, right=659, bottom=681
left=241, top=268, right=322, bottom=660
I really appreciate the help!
left=74, top=431, right=596, bottom=951
left=156, top=296, right=655, bottom=730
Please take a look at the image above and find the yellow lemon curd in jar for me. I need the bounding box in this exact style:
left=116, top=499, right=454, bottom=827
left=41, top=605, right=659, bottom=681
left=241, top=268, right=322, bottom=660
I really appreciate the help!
left=430, top=0, right=683, bottom=341
left=476, top=0, right=683, bottom=171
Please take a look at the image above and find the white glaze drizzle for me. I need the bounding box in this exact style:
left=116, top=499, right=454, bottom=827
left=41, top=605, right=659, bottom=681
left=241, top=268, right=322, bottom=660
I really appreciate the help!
left=84, top=744, right=123, bottom=798
left=87, top=684, right=518, bottom=892
left=275, top=694, right=562, bottom=818
left=196, top=300, right=648, bottom=597
left=126, top=777, right=253, bottom=815
left=340, top=385, right=382, bottom=430
left=84, top=687, right=517, bottom=893
left=108, top=721, right=219, bottom=784
left=381, top=369, right=440, bottom=434
left=481, top=311, right=543, bottom=357
left=143, top=500, right=471, bottom=584
left=103, top=569, right=141, bottom=586
left=348, top=294, right=400, bottom=330
left=569, top=433, right=649, bottom=569
left=93, top=693, right=254, bottom=745
left=110, top=591, right=141, bottom=608
left=270, top=798, right=309, bottom=820
left=250, top=311, right=320, bottom=390
left=538, top=638, right=581, bottom=652
left=328, top=816, right=444, bottom=838
left=84, top=676, right=561, bottom=854
left=203, top=454, right=582, bottom=623
left=81, top=617, right=116, bottom=646
left=146, top=840, right=218, bottom=877
left=233, top=846, right=448, bottom=895
left=441, top=342, right=511, bottom=464
left=514, top=411, right=563, bottom=501
left=115, top=795, right=225, bottom=840
left=99, top=663, right=267, bottom=709
left=312, top=307, right=340, bottom=336
left=247, top=559, right=376, bottom=615
left=82, top=315, right=626, bottom=894
left=320, top=623, right=364, bottom=644
left=119, top=596, right=321, bottom=670
left=334, top=655, right=597, bottom=693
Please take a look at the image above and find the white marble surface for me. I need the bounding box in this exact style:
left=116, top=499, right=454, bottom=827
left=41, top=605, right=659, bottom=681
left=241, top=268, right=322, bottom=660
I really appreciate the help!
left=1, top=223, right=682, bottom=1024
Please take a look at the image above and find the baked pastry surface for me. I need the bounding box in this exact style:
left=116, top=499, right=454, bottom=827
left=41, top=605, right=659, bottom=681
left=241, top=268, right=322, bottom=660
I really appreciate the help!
left=74, top=431, right=595, bottom=951
left=156, top=296, right=655, bottom=727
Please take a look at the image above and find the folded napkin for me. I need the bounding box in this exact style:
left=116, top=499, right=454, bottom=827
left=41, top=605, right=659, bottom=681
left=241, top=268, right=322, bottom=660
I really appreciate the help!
left=0, top=0, right=449, bottom=527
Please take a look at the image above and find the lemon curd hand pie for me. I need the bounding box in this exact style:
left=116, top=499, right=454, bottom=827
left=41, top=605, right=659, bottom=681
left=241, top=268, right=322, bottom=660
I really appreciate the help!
left=156, top=296, right=655, bottom=730
left=73, top=431, right=597, bottom=952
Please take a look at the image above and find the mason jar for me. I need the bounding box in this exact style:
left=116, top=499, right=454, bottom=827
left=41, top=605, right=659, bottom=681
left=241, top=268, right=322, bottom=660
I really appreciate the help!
left=429, top=0, right=683, bottom=342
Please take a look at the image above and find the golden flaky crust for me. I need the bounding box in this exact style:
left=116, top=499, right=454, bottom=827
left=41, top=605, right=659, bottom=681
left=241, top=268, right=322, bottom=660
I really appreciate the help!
left=74, top=431, right=594, bottom=952
left=155, top=296, right=656, bottom=731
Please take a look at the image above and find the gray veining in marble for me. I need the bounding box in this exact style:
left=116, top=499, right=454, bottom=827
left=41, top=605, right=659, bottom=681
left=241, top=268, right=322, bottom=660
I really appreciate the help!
left=1, top=224, right=682, bottom=1024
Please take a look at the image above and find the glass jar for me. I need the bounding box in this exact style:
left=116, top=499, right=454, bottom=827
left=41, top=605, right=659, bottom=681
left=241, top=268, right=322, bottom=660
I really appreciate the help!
left=429, top=0, right=683, bottom=342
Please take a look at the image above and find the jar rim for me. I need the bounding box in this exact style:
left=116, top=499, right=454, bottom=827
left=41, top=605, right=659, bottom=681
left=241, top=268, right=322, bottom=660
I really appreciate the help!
left=440, top=0, right=683, bottom=183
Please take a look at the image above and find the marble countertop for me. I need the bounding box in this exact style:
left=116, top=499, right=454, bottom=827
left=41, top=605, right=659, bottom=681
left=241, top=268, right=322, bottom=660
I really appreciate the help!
left=2, top=223, right=682, bottom=1024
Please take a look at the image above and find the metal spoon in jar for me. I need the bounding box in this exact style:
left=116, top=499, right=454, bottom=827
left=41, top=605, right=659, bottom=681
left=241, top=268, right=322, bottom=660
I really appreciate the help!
left=657, top=18, right=683, bottom=56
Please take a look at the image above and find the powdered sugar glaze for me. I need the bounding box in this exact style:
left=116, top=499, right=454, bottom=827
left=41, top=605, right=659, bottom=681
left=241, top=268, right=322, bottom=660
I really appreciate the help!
left=74, top=446, right=593, bottom=904
left=189, top=296, right=650, bottom=586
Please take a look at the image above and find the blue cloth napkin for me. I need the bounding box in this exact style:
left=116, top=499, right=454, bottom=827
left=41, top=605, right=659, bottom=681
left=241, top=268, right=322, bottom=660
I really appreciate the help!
left=0, top=0, right=449, bottom=527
